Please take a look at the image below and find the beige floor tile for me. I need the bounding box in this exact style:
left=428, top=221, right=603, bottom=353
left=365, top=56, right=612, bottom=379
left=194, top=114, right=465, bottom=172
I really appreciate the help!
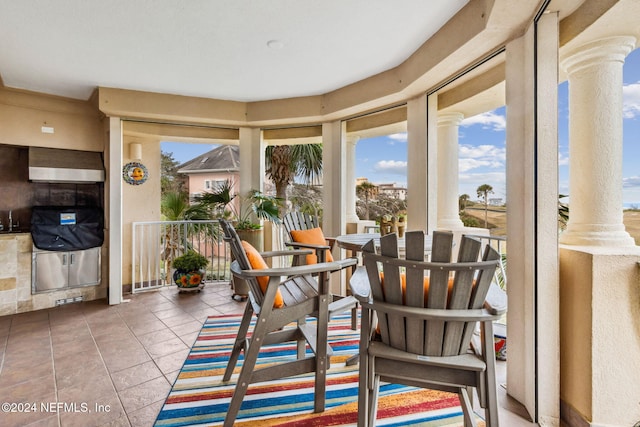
left=111, top=361, right=163, bottom=392
left=117, top=376, right=170, bottom=414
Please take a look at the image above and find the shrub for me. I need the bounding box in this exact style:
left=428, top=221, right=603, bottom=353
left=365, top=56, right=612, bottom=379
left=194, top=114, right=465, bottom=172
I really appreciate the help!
left=173, top=250, right=208, bottom=272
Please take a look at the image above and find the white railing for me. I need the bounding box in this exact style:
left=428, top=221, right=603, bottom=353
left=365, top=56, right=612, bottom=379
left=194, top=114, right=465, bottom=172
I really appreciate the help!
left=131, top=220, right=231, bottom=293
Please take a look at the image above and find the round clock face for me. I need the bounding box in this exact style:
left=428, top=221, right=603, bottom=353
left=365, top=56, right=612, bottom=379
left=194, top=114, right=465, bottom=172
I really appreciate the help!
left=123, top=162, right=149, bottom=185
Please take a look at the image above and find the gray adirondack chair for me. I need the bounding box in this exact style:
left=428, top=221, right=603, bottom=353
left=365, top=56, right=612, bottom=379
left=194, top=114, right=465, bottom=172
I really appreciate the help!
left=219, top=219, right=357, bottom=427
left=283, top=211, right=359, bottom=332
left=350, top=230, right=507, bottom=427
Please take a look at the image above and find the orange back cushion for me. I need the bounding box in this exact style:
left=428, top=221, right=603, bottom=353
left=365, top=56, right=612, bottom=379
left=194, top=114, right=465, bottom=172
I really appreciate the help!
left=241, top=241, right=284, bottom=308
left=380, top=272, right=455, bottom=306
left=289, top=227, right=334, bottom=265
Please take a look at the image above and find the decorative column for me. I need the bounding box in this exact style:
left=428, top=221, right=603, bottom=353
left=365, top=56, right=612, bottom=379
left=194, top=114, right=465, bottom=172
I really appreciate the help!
left=437, top=112, right=465, bottom=229
left=345, top=135, right=360, bottom=223
left=559, top=36, right=636, bottom=246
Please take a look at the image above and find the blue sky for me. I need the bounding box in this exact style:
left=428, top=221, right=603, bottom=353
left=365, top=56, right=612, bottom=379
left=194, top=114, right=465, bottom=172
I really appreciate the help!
left=163, top=48, right=640, bottom=206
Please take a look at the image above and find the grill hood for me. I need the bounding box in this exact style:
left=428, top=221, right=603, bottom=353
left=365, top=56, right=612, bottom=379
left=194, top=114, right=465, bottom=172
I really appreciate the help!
left=29, top=147, right=105, bottom=183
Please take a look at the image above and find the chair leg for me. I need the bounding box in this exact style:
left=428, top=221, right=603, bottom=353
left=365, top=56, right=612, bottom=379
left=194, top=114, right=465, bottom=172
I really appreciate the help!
left=222, top=303, right=253, bottom=382
left=313, top=292, right=330, bottom=413
left=368, top=374, right=380, bottom=427
left=223, top=311, right=270, bottom=427
left=297, top=318, right=307, bottom=359
left=481, top=321, right=500, bottom=427
left=351, top=304, right=358, bottom=330
left=459, top=387, right=478, bottom=427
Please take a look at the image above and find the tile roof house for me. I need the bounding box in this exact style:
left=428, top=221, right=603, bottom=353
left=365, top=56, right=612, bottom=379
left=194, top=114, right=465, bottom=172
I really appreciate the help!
left=178, top=145, right=240, bottom=199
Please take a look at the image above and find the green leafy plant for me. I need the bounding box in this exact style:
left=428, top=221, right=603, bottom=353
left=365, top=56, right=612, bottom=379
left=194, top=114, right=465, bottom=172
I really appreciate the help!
left=196, top=179, right=281, bottom=230
left=172, top=250, right=208, bottom=272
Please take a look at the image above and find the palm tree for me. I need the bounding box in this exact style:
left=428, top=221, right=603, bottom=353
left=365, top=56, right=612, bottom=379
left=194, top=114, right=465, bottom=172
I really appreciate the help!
left=476, top=184, right=494, bottom=228
left=265, top=144, right=323, bottom=215
left=356, top=181, right=377, bottom=220
left=459, top=194, right=470, bottom=213
left=160, top=191, right=210, bottom=283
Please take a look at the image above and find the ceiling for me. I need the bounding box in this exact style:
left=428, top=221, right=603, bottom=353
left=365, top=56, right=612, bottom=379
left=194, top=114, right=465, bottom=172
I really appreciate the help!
left=0, top=0, right=469, bottom=102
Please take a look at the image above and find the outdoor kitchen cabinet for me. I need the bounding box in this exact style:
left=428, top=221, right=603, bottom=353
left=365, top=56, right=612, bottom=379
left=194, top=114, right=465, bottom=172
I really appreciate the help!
left=32, top=247, right=101, bottom=293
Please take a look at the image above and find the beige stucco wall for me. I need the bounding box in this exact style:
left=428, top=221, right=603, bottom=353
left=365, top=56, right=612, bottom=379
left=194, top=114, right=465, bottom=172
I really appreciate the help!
left=560, top=245, right=640, bottom=426
left=121, top=135, right=162, bottom=287
left=0, top=88, right=103, bottom=151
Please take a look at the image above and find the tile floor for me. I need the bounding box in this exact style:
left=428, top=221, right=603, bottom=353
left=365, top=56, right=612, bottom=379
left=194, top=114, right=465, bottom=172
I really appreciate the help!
left=0, top=281, right=542, bottom=427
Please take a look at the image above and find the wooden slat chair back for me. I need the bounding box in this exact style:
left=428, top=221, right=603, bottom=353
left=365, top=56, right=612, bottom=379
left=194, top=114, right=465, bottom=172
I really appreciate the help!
left=282, top=211, right=359, bottom=333
left=219, top=219, right=356, bottom=427
left=351, top=230, right=505, bottom=427
left=283, top=211, right=320, bottom=236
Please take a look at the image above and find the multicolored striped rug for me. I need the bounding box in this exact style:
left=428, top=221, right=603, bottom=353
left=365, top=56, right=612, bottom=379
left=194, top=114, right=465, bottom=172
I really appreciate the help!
left=154, top=313, right=481, bottom=427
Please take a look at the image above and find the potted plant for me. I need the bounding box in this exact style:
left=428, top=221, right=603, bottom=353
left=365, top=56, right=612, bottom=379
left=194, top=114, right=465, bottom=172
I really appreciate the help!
left=196, top=180, right=281, bottom=299
left=397, top=213, right=406, bottom=238
left=172, top=250, right=208, bottom=290
left=196, top=180, right=282, bottom=250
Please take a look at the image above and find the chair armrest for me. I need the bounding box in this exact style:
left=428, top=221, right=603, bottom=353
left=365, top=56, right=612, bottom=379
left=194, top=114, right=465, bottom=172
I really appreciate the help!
left=260, top=248, right=313, bottom=259
left=231, top=258, right=356, bottom=279
left=285, top=241, right=331, bottom=251
left=325, top=237, right=336, bottom=249
left=349, top=266, right=371, bottom=302
left=484, top=283, right=507, bottom=315
left=361, top=299, right=502, bottom=322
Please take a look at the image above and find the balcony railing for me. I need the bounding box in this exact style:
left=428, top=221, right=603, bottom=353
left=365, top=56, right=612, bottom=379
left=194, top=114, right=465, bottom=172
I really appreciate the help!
left=131, top=220, right=231, bottom=293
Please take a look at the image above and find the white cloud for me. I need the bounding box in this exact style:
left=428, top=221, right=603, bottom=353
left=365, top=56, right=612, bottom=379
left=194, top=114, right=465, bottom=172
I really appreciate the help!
left=374, top=160, right=407, bottom=175
left=558, top=152, right=569, bottom=166
left=623, top=176, right=640, bottom=188
left=459, top=144, right=505, bottom=161
left=623, top=81, right=640, bottom=119
left=459, top=158, right=495, bottom=172
left=387, top=133, right=408, bottom=143
left=458, top=144, right=505, bottom=172
left=460, top=111, right=506, bottom=131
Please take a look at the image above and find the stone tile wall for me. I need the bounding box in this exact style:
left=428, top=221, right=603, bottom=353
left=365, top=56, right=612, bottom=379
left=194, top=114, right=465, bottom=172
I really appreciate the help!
left=0, top=233, right=107, bottom=315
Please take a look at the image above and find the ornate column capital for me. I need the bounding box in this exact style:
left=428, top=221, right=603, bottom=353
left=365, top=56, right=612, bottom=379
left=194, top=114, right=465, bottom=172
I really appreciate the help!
left=437, top=112, right=464, bottom=127
left=560, top=36, right=636, bottom=76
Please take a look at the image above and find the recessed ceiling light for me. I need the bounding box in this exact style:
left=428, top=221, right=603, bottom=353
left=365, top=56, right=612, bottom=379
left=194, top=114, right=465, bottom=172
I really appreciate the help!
left=267, top=40, right=285, bottom=50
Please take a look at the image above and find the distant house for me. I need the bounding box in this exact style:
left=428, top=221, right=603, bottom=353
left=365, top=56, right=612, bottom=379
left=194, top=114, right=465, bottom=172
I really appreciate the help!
left=378, top=183, right=407, bottom=201
left=489, top=198, right=504, bottom=206
left=178, top=145, right=240, bottom=201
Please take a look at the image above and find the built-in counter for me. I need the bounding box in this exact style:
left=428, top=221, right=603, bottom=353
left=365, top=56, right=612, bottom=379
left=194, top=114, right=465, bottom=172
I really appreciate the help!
left=0, top=232, right=107, bottom=315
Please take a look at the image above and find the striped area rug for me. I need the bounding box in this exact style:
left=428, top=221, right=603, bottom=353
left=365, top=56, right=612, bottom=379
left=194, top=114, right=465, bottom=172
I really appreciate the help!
left=154, top=313, right=480, bottom=427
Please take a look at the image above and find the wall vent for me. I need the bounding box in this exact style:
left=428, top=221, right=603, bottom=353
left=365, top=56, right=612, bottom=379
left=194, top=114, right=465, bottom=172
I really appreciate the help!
left=55, top=296, right=84, bottom=306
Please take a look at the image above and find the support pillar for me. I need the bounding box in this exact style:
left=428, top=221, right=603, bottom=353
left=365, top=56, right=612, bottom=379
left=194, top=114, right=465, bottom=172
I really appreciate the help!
left=345, top=135, right=360, bottom=224
left=108, top=116, right=123, bottom=305
left=559, top=36, right=636, bottom=247
left=407, top=93, right=436, bottom=233
left=238, top=127, right=265, bottom=195
left=437, top=112, right=465, bottom=229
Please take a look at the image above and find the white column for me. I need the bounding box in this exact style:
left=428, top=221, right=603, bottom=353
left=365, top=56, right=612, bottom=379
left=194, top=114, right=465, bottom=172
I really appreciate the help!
left=322, top=121, right=347, bottom=238
left=437, top=112, right=465, bottom=229
left=559, top=36, right=636, bottom=247
left=108, top=116, right=123, bottom=305
left=238, top=127, right=265, bottom=194
left=406, top=93, right=436, bottom=233
left=345, top=135, right=360, bottom=223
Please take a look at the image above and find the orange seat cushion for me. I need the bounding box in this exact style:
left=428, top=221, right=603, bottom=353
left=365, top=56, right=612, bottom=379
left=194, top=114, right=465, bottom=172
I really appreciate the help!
left=289, top=227, right=334, bottom=265
left=241, top=241, right=284, bottom=308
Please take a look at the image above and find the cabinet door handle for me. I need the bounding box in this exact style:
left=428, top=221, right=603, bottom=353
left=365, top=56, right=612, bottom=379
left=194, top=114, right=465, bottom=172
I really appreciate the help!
left=70, top=253, right=75, bottom=265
